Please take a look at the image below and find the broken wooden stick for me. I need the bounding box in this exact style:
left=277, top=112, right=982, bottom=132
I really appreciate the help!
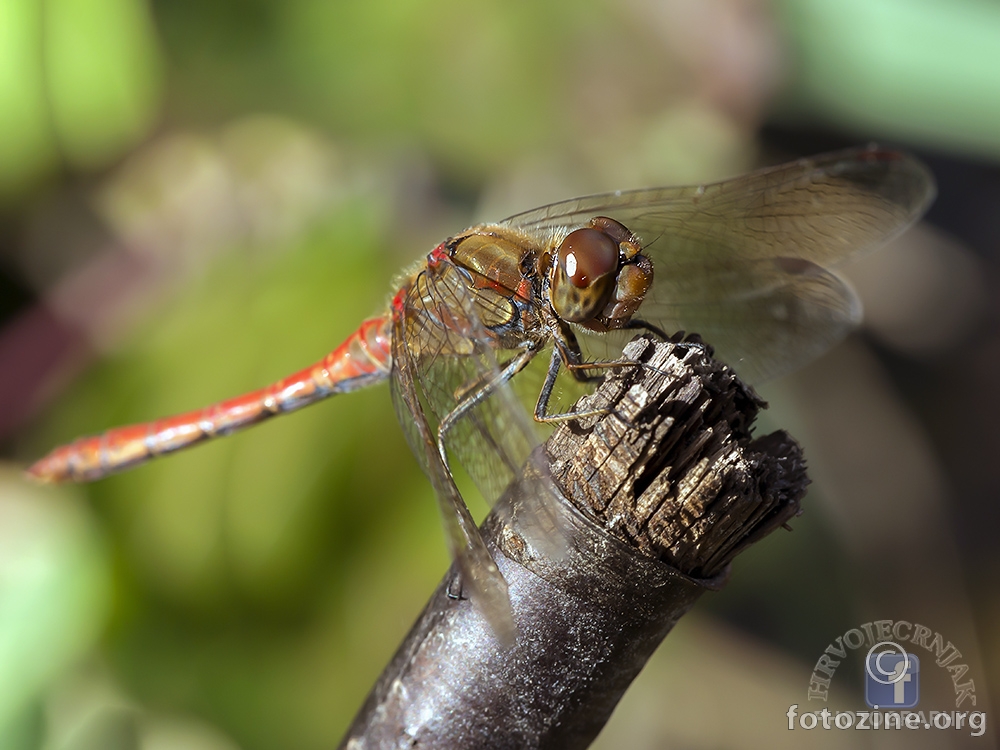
left=341, top=335, right=809, bottom=749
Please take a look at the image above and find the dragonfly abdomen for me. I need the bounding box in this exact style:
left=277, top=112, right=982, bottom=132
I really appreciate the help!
left=26, top=316, right=393, bottom=483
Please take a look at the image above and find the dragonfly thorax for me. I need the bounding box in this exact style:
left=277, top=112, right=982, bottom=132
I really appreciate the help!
left=548, top=216, right=653, bottom=332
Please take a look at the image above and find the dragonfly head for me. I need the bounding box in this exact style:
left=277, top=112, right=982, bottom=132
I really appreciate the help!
left=549, top=216, right=653, bottom=332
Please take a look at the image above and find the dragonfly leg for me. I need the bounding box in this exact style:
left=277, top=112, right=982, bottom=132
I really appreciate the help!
left=624, top=318, right=672, bottom=340
left=544, top=322, right=622, bottom=386
left=534, top=346, right=616, bottom=424
left=450, top=350, right=532, bottom=404
left=563, top=358, right=634, bottom=382
left=557, top=318, right=680, bottom=392
left=391, top=320, right=517, bottom=641
left=536, top=325, right=669, bottom=424
left=435, top=344, right=540, bottom=469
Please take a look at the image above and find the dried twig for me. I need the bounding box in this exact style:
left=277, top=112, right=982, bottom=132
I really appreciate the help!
left=341, top=336, right=808, bottom=749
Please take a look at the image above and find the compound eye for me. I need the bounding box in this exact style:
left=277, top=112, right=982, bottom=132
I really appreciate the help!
left=557, top=228, right=619, bottom=289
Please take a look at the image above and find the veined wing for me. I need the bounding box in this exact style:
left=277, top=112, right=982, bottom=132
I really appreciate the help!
left=502, top=147, right=935, bottom=382
left=389, top=256, right=557, bottom=641
left=501, top=147, right=934, bottom=269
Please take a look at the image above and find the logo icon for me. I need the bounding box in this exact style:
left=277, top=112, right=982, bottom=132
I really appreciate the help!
left=865, top=642, right=919, bottom=708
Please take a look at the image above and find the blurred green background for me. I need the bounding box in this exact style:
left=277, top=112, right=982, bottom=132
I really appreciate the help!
left=1, top=1, right=998, bottom=748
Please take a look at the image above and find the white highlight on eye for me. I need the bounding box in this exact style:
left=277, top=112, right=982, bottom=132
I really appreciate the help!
left=565, top=252, right=578, bottom=278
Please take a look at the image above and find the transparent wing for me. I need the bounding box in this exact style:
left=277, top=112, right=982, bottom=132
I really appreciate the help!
left=503, top=147, right=935, bottom=381
left=642, top=259, right=861, bottom=382
left=389, top=259, right=559, bottom=640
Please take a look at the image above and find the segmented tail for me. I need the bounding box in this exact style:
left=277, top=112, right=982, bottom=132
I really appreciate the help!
left=26, top=316, right=393, bottom=483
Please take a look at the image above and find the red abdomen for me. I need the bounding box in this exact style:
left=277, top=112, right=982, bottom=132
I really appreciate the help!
left=27, top=316, right=393, bottom=483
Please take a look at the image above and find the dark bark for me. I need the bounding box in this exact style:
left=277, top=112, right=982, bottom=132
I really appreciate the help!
left=340, top=336, right=809, bottom=749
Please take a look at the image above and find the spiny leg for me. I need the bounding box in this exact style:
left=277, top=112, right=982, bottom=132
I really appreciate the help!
left=547, top=323, right=633, bottom=388
left=624, top=318, right=672, bottom=340
left=534, top=325, right=622, bottom=424
left=431, top=344, right=541, bottom=607
left=552, top=321, right=663, bottom=386
left=435, top=344, right=541, bottom=469
left=391, top=318, right=517, bottom=641
left=561, top=315, right=688, bottom=386
left=534, top=326, right=674, bottom=425
left=533, top=346, right=615, bottom=424
left=438, top=342, right=570, bottom=568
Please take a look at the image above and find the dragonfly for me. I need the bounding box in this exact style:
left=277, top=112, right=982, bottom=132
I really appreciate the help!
left=27, top=147, right=935, bottom=640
